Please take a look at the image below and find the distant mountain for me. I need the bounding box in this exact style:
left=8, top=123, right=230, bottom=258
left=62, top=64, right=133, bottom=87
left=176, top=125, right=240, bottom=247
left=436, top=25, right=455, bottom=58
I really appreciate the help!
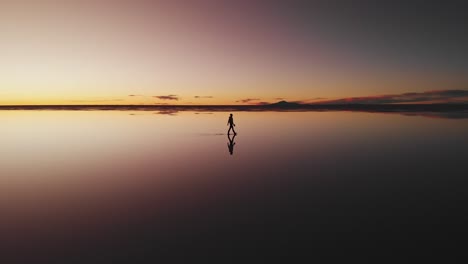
left=265, top=101, right=304, bottom=108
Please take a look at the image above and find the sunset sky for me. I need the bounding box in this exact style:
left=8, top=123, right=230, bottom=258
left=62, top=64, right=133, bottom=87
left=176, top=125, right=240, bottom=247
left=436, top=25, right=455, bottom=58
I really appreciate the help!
left=1, top=0, right=467, bottom=105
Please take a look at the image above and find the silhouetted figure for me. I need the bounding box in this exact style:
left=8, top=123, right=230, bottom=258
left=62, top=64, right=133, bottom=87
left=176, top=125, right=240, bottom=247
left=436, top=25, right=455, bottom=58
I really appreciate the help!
left=227, top=134, right=236, bottom=155
left=227, top=113, right=237, bottom=135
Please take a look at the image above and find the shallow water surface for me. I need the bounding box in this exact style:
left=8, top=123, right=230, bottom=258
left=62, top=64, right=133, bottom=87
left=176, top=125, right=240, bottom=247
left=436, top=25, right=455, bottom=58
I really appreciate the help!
left=1, top=110, right=467, bottom=256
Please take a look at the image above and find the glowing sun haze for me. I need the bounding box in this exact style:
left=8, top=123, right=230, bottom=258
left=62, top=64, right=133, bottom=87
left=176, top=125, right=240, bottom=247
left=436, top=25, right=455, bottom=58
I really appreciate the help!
left=1, top=0, right=467, bottom=105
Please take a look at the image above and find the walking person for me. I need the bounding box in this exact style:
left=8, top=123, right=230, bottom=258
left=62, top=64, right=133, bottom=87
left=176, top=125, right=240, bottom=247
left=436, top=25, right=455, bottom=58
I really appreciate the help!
left=227, top=113, right=237, bottom=135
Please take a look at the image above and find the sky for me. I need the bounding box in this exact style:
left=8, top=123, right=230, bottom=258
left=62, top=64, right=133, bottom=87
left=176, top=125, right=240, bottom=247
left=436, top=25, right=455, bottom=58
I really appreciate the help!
left=0, top=0, right=467, bottom=105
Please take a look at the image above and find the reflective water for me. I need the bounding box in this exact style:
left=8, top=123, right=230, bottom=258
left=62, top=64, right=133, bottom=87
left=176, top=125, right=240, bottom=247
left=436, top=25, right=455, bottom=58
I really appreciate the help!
left=1, top=111, right=467, bottom=257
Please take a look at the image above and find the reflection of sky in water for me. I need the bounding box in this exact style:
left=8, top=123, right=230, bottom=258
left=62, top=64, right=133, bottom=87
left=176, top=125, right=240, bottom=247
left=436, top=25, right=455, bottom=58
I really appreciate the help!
left=0, top=111, right=467, bottom=255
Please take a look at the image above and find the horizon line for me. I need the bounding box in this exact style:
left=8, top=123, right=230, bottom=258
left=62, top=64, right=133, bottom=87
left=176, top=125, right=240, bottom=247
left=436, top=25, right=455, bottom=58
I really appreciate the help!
left=1, top=102, right=467, bottom=107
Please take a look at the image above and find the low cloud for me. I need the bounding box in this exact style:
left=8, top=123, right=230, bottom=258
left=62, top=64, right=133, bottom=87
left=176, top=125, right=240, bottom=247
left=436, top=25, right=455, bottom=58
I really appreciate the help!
left=154, top=95, right=179, bottom=101
left=236, top=98, right=261, bottom=104
left=314, top=90, right=468, bottom=104
left=194, top=96, right=214, bottom=99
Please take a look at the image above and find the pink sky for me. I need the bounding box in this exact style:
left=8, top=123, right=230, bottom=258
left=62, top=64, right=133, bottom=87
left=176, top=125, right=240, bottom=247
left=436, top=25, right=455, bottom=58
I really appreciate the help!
left=0, top=1, right=467, bottom=105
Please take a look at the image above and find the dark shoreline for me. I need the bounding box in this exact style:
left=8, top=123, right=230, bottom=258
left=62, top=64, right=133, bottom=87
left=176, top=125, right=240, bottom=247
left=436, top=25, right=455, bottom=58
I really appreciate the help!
left=1, top=104, right=467, bottom=112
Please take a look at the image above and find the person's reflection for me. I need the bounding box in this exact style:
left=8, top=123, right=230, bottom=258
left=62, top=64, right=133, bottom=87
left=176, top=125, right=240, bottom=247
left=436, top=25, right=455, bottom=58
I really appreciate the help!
left=227, top=134, right=236, bottom=155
